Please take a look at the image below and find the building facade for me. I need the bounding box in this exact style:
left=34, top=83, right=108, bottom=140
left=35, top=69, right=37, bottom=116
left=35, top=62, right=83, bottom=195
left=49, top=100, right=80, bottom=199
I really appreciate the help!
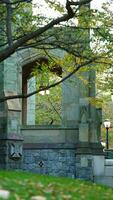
left=0, top=46, right=104, bottom=181
left=0, top=1, right=105, bottom=182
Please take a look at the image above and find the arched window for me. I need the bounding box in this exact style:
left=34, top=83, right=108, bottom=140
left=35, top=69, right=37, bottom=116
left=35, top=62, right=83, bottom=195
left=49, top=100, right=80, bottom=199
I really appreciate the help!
left=22, top=57, right=62, bottom=126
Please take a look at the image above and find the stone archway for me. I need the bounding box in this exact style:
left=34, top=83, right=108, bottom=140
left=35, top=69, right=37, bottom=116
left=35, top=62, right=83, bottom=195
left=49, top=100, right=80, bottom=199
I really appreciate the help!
left=18, top=49, right=62, bottom=126
left=0, top=48, right=104, bottom=179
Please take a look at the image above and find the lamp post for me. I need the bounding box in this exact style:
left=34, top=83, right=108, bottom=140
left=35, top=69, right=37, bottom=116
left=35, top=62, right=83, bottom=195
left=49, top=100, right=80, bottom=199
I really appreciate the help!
left=103, top=119, right=111, bottom=150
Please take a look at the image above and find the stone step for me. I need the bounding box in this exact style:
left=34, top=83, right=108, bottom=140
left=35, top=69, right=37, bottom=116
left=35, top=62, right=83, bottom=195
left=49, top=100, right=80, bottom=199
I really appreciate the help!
left=104, top=166, right=113, bottom=176
left=94, top=176, right=113, bottom=187
left=105, top=159, right=113, bottom=166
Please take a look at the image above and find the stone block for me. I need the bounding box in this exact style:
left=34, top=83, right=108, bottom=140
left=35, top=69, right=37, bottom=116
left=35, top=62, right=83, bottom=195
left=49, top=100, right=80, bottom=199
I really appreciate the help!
left=23, top=156, right=34, bottom=164
left=94, top=176, right=113, bottom=187
left=105, top=159, right=113, bottom=166
left=80, top=156, right=88, bottom=167
left=5, top=91, right=21, bottom=111
left=105, top=166, right=113, bottom=176
left=40, top=151, right=48, bottom=160
left=93, top=155, right=104, bottom=176
left=22, top=129, right=65, bottom=144
left=76, top=167, right=93, bottom=180
left=65, top=130, right=78, bottom=143
left=79, top=124, right=89, bottom=142
left=66, top=150, right=75, bottom=157
left=67, top=157, right=75, bottom=165
left=49, top=154, right=59, bottom=161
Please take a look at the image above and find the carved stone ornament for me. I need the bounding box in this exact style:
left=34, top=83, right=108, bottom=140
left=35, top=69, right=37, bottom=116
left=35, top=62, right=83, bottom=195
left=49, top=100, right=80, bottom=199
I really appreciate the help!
left=9, top=143, right=22, bottom=160
left=38, top=161, right=44, bottom=168
left=80, top=106, right=88, bottom=123
left=96, top=108, right=102, bottom=124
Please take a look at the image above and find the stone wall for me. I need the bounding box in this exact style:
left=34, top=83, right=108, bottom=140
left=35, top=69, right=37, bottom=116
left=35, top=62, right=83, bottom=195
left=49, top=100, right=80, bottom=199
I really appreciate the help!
left=21, top=127, right=94, bottom=180
left=21, top=127, right=78, bottom=177
left=22, top=148, right=76, bottom=178
left=76, top=155, right=93, bottom=181
left=22, top=148, right=95, bottom=181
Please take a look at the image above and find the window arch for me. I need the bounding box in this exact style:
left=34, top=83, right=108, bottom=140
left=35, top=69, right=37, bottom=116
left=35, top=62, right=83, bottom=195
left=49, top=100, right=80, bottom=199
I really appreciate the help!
left=22, top=57, right=62, bottom=126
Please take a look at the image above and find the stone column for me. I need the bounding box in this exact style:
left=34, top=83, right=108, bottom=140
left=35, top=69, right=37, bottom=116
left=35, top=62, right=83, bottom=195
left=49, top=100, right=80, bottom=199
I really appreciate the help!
left=75, top=1, right=104, bottom=180
left=62, top=73, right=80, bottom=145
left=27, top=77, right=36, bottom=125
left=77, top=69, right=103, bottom=153
left=62, top=74, right=80, bottom=128
left=76, top=69, right=104, bottom=180
left=0, top=53, right=23, bottom=169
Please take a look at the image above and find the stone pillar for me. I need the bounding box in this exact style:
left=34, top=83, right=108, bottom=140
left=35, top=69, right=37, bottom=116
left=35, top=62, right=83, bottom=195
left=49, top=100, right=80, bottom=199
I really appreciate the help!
left=75, top=70, right=103, bottom=180
left=75, top=1, right=104, bottom=180
left=77, top=70, right=103, bottom=153
left=27, top=77, right=36, bottom=125
left=0, top=54, right=23, bottom=169
left=62, top=74, right=80, bottom=128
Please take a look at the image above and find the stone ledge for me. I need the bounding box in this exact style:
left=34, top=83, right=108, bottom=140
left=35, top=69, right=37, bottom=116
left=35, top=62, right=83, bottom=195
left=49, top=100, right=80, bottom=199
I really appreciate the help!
left=23, top=143, right=76, bottom=149
left=21, top=125, right=78, bottom=130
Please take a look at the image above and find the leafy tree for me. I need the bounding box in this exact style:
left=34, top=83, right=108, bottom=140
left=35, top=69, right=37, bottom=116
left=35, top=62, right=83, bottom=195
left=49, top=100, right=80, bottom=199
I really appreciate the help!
left=0, top=0, right=112, bottom=104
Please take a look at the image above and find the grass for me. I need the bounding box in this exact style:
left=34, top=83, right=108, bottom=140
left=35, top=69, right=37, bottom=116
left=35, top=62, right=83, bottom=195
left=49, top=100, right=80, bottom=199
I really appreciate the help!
left=0, top=171, right=113, bottom=200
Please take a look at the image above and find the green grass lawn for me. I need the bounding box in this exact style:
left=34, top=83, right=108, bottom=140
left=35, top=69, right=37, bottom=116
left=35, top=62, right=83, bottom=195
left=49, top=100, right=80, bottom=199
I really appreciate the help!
left=0, top=171, right=113, bottom=200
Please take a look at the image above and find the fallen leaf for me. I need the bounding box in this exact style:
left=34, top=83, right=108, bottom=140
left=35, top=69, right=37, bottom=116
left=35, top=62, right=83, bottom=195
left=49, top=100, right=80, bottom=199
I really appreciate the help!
left=14, top=193, right=24, bottom=200
left=31, top=196, right=46, bottom=200
left=62, top=194, right=72, bottom=199
left=36, top=183, right=44, bottom=188
left=43, top=188, right=54, bottom=194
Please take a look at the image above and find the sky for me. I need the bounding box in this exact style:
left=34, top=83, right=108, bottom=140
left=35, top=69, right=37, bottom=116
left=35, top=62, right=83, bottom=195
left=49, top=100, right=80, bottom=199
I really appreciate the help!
left=33, top=0, right=111, bottom=17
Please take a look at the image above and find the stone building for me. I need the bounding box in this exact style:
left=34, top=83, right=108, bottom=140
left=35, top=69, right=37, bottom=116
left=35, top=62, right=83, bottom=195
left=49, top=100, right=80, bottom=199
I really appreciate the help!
left=0, top=44, right=104, bottom=180
left=0, top=1, right=106, bottom=183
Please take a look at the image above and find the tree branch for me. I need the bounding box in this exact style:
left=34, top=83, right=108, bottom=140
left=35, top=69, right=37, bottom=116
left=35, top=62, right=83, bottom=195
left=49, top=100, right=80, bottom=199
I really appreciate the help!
left=0, top=0, right=27, bottom=5
left=0, top=0, right=92, bottom=62
left=69, top=0, right=92, bottom=6
left=6, top=0, right=13, bottom=45
left=0, top=57, right=98, bottom=102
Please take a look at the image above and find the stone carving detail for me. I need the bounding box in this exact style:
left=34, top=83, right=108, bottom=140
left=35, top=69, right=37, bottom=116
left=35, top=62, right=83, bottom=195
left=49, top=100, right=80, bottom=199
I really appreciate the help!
left=38, top=161, right=44, bottom=168
left=96, top=108, right=102, bottom=140
left=9, top=143, right=22, bottom=160
left=80, top=106, right=88, bottom=123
